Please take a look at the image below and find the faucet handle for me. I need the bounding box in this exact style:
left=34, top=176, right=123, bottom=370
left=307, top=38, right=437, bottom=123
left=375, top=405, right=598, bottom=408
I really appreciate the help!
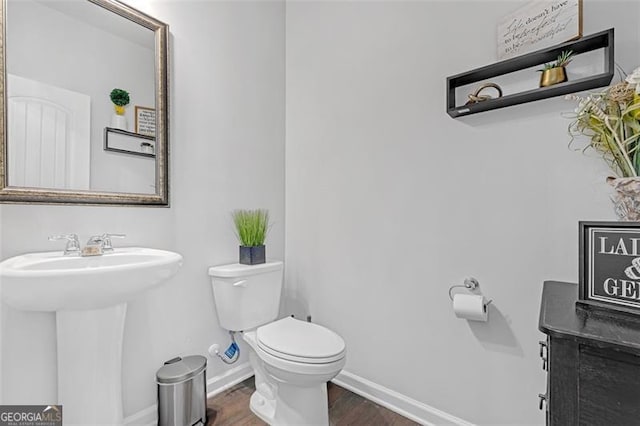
left=48, top=233, right=81, bottom=256
left=49, top=233, right=80, bottom=243
left=86, top=235, right=104, bottom=245
left=101, top=233, right=126, bottom=252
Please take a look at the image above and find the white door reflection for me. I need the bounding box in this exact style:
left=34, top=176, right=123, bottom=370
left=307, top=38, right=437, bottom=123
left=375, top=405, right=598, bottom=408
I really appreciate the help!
left=8, top=74, right=90, bottom=190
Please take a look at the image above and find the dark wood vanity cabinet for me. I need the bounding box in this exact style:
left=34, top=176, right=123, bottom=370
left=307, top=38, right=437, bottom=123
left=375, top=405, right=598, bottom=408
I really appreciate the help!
left=539, top=281, right=640, bottom=425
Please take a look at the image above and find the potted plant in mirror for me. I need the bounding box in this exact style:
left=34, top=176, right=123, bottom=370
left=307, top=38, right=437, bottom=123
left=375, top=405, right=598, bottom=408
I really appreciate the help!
left=232, top=209, right=269, bottom=265
left=539, top=50, right=573, bottom=88
left=110, top=88, right=130, bottom=130
left=567, top=66, right=640, bottom=220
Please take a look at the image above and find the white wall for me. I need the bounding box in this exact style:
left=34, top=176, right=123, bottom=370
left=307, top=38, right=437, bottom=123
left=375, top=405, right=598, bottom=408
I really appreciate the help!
left=3, top=0, right=638, bottom=423
left=0, top=0, right=285, bottom=417
left=285, top=1, right=639, bottom=424
left=121, top=0, right=285, bottom=415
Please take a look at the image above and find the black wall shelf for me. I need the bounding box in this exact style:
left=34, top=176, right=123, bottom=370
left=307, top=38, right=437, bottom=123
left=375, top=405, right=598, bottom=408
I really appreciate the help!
left=104, top=127, right=156, bottom=158
left=446, top=28, right=614, bottom=118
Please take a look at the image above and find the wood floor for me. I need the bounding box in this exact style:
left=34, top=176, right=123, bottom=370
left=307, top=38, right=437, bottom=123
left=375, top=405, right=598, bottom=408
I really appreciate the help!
left=206, top=377, right=418, bottom=426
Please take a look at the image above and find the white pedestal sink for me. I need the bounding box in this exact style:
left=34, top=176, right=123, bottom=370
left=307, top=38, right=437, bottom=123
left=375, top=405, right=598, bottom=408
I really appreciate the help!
left=0, top=247, right=183, bottom=425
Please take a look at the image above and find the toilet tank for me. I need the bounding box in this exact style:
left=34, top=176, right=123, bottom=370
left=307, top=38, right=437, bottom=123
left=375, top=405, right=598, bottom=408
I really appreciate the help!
left=208, top=261, right=283, bottom=331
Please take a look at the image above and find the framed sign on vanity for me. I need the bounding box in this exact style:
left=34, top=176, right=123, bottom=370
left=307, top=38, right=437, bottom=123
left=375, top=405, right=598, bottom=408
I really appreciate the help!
left=579, top=221, right=640, bottom=315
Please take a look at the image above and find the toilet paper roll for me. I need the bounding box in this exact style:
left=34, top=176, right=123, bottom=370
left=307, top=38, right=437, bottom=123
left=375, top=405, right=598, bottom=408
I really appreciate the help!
left=452, top=294, right=488, bottom=322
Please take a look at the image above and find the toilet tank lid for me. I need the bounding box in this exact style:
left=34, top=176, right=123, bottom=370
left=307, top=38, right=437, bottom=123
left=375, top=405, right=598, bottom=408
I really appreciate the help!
left=208, top=260, right=283, bottom=278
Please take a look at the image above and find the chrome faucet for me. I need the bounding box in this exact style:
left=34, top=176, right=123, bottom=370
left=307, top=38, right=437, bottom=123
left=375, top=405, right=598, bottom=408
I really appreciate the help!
left=49, top=233, right=126, bottom=256
left=86, top=233, right=126, bottom=254
left=48, top=233, right=81, bottom=256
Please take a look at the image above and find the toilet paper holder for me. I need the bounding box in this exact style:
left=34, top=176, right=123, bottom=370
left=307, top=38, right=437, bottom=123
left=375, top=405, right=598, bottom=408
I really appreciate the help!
left=448, top=277, right=492, bottom=307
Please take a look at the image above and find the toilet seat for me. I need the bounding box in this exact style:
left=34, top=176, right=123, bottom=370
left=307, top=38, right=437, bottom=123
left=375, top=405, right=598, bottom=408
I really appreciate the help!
left=257, top=317, right=346, bottom=364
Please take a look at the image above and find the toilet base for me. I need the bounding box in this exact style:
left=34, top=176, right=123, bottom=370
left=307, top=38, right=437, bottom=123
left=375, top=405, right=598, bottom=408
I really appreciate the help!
left=245, top=332, right=333, bottom=426
left=249, top=381, right=329, bottom=426
left=249, top=389, right=275, bottom=423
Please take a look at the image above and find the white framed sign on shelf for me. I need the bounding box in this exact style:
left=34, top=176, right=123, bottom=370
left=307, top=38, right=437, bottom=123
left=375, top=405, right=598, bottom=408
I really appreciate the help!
left=497, top=0, right=583, bottom=60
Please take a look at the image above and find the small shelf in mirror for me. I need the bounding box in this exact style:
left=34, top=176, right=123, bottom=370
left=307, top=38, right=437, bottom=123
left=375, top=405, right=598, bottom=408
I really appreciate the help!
left=104, top=127, right=155, bottom=158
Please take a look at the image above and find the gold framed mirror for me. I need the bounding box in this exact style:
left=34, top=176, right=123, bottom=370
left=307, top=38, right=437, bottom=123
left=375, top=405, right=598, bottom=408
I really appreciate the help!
left=0, top=0, right=169, bottom=205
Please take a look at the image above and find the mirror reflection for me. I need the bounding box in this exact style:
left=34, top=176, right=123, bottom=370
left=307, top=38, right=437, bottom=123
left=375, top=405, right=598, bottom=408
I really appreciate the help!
left=6, top=0, right=157, bottom=195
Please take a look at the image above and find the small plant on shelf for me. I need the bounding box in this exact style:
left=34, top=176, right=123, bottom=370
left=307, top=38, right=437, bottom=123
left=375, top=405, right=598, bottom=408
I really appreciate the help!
left=538, top=50, right=573, bottom=87
left=109, top=88, right=130, bottom=130
left=540, top=50, right=574, bottom=71
left=110, top=88, right=130, bottom=115
left=232, top=209, right=270, bottom=265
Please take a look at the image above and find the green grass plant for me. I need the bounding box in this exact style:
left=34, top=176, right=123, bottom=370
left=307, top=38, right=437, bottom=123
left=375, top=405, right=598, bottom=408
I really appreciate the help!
left=539, top=50, right=573, bottom=71
left=232, top=209, right=269, bottom=247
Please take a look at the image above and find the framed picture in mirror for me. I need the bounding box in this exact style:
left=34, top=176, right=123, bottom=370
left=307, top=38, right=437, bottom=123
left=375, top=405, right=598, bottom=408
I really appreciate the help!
left=135, top=106, right=156, bottom=136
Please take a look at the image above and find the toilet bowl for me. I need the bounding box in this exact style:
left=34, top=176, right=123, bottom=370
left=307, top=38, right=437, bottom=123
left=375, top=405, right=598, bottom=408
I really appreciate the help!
left=208, top=261, right=346, bottom=426
left=245, top=317, right=346, bottom=425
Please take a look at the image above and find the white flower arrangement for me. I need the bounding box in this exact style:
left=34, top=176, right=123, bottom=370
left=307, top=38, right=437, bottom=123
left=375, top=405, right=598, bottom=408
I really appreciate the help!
left=567, top=70, right=640, bottom=178
left=625, top=66, right=640, bottom=94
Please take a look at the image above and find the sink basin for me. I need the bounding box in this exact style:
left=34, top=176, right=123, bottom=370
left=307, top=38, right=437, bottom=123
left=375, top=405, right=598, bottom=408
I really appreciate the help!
left=0, top=246, right=183, bottom=425
left=0, top=247, right=182, bottom=311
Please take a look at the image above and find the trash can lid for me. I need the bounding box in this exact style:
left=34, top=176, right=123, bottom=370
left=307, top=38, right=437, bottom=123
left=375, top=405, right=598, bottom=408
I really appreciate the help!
left=156, top=355, right=207, bottom=384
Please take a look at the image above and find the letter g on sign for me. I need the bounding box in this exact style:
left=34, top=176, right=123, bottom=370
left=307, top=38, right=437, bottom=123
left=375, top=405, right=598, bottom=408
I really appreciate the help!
left=604, top=278, right=621, bottom=296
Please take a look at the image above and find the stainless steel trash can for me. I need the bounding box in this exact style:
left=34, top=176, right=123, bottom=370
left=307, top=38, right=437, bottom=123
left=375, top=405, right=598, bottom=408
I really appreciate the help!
left=157, top=355, right=207, bottom=426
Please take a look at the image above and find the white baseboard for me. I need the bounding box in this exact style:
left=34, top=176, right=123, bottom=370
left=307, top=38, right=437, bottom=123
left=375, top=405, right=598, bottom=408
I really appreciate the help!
left=124, top=364, right=472, bottom=426
left=124, top=362, right=253, bottom=426
left=205, top=361, right=254, bottom=398
left=332, top=370, right=475, bottom=426
left=123, top=404, right=156, bottom=426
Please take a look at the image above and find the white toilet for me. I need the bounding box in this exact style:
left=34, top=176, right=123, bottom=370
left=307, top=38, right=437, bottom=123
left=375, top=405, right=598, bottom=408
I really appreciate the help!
left=208, top=261, right=346, bottom=426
